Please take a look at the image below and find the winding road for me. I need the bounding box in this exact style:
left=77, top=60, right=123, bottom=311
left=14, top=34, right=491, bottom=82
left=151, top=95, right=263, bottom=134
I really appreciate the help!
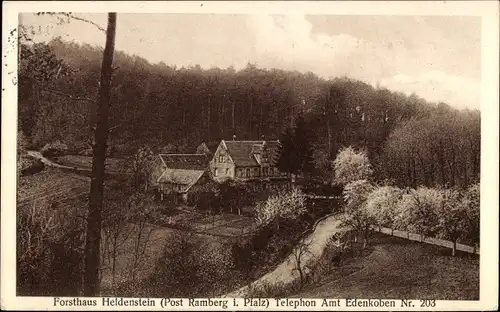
left=27, top=151, right=131, bottom=176
left=225, top=215, right=347, bottom=298
left=27, top=150, right=73, bottom=168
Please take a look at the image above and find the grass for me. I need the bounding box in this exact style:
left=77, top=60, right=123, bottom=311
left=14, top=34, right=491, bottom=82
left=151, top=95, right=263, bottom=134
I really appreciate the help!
left=292, top=232, right=479, bottom=300
left=17, top=168, right=90, bottom=205
left=54, top=155, right=129, bottom=173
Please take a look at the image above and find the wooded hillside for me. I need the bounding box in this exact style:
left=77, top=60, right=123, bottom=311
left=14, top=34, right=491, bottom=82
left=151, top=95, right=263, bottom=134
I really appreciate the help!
left=18, top=37, right=480, bottom=188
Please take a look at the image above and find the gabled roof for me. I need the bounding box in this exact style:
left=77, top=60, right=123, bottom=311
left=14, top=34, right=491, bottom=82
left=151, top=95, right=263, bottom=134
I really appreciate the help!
left=157, top=168, right=205, bottom=192
left=222, top=140, right=281, bottom=167
left=159, top=154, right=208, bottom=170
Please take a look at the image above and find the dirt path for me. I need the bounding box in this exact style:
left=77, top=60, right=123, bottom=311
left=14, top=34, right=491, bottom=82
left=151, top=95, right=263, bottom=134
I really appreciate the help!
left=225, top=215, right=347, bottom=298
left=27, top=151, right=73, bottom=169
left=27, top=151, right=131, bottom=176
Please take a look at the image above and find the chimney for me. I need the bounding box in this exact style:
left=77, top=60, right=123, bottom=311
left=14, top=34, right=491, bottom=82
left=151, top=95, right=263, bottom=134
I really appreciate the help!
left=233, top=134, right=236, bottom=141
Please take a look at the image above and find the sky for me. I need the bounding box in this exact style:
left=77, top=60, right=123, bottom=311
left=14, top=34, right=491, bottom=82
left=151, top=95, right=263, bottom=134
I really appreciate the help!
left=19, top=13, right=481, bottom=110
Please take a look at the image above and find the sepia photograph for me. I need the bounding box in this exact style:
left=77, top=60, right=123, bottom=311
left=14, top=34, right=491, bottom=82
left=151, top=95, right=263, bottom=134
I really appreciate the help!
left=2, top=1, right=499, bottom=311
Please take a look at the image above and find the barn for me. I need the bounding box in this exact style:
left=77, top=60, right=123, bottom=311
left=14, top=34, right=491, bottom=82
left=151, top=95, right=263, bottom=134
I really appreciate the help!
left=151, top=154, right=211, bottom=205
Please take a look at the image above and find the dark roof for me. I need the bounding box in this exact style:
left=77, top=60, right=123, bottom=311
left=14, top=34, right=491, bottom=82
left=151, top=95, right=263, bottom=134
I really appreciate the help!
left=222, top=140, right=281, bottom=167
left=159, top=154, right=208, bottom=170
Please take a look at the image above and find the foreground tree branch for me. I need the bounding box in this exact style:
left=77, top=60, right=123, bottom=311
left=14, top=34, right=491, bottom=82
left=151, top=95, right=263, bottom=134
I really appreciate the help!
left=83, top=12, right=116, bottom=296
left=65, top=13, right=107, bottom=33
left=36, top=12, right=107, bottom=33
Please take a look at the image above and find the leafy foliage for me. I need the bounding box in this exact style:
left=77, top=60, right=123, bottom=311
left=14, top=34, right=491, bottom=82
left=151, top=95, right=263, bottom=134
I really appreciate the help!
left=17, top=131, right=31, bottom=177
left=255, top=187, right=307, bottom=227
left=18, top=39, right=480, bottom=190
left=461, top=183, right=480, bottom=247
left=365, top=185, right=403, bottom=229
left=382, top=110, right=480, bottom=188
left=435, top=188, right=469, bottom=255
left=333, top=146, right=374, bottom=185
left=40, top=140, right=68, bottom=157
left=128, top=145, right=155, bottom=190
left=147, top=233, right=234, bottom=297
left=213, top=179, right=255, bottom=214
left=275, top=114, right=314, bottom=176
left=407, top=187, right=442, bottom=240
left=340, top=179, right=376, bottom=243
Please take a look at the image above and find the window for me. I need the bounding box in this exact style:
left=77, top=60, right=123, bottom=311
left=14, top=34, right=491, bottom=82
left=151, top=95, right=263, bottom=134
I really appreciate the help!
left=214, top=169, right=218, bottom=176
left=225, top=168, right=230, bottom=175
left=254, top=167, right=260, bottom=177
left=263, top=167, right=268, bottom=177
left=246, top=168, right=251, bottom=177
left=218, top=155, right=224, bottom=163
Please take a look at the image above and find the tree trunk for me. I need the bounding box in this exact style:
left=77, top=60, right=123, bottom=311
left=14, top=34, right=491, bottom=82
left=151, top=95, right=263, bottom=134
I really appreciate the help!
left=83, top=13, right=117, bottom=297
left=232, top=100, right=235, bottom=131
left=220, top=95, right=224, bottom=135
left=411, top=157, right=417, bottom=187
left=111, top=236, right=117, bottom=290
left=437, top=148, right=446, bottom=186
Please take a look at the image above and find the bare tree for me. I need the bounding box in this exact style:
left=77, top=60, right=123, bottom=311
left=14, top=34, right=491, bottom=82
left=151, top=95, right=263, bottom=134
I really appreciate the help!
left=83, top=12, right=117, bottom=296
left=126, top=193, right=155, bottom=282
left=291, top=238, right=313, bottom=288
left=100, top=197, right=133, bottom=291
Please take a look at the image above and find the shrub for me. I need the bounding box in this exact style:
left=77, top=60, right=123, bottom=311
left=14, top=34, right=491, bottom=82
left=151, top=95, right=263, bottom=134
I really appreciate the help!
left=21, top=158, right=45, bottom=176
left=332, top=146, right=373, bottom=185
left=407, top=187, right=442, bottom=241
left=146, top=232, right=235, bottom=297
left=215, top=180, right=255, bottom=214
left=341, top=179, right=376, bottom=247
left=365, top=185, right=403, bottom=231
left=41, top=140, right=68, bottom=157
left=436, top=188, right=468, bottom=256
left=461, top=183, right=480, bottom=249
left=393, top=193, right=417, bottom=235
left=17, top=199, right=84, bottom=295
left=245, top=280, right=301, bottom=298
left=254, top=187, right=306, bottom=228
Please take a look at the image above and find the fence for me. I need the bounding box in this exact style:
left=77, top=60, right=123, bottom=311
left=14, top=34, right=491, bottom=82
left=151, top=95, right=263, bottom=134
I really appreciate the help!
left=374, top=225, right=480, bottom=255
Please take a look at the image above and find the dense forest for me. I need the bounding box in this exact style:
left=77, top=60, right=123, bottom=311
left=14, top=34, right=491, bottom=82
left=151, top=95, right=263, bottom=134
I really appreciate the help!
left=18, top=37, right=480, bottom=188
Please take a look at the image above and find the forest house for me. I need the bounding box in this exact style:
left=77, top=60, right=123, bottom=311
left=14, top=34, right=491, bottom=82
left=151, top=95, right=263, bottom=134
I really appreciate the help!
left=210, top=139, right=289, bottom=191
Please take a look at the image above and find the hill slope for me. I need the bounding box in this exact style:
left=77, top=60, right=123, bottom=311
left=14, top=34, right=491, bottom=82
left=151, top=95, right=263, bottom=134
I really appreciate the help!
left=293, top=233, right=479, bottom=300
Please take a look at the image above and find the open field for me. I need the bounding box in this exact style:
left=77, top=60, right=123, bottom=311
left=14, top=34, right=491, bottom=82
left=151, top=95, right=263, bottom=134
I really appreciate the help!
left=17, top=168, right=257, bottom=295
left=18, top=168, right=90, bottom=207
left=53, top=155, right=129, bottom=173
left=293, top=232, right=479, bottom=300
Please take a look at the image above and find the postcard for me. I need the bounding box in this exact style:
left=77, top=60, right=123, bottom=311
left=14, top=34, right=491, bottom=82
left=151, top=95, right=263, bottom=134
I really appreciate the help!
left=2, top=1, right=498, bottom=311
